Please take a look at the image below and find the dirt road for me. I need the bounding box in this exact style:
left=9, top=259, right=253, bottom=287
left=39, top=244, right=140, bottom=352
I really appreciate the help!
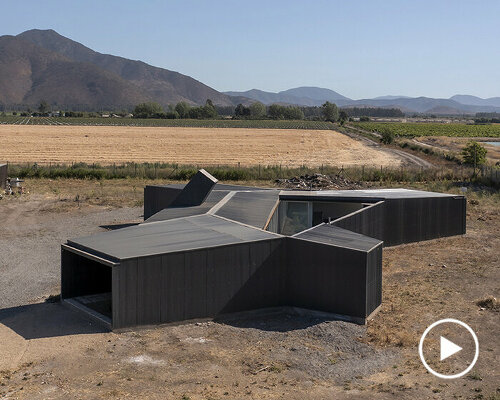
left=342, top=125, right=434, bottom=168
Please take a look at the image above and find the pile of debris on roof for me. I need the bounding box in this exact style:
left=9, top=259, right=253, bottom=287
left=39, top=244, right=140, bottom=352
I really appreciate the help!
left=275, top=173, right=363, bottom=190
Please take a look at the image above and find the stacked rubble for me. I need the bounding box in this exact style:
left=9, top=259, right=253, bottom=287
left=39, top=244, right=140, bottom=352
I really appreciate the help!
left=275, top=173, right=363, bottom=190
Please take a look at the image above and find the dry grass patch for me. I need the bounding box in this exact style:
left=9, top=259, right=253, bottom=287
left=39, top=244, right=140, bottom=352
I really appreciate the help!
left=0, top=125, right=403, bottom=167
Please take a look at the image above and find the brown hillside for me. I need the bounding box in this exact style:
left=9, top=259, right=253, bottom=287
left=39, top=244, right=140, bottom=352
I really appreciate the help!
left=0, top=35, right=151, bottom=109
left=17, top=29, right=234, bottom=106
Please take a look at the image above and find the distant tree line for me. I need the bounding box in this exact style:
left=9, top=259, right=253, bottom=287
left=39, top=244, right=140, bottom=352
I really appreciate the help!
left=130, top=100, right=362, bottom=123
left=342, top=107, right=404, bottom=118
left=133, top=101, right=218, bottom=119
left=475, top=113, right=500, bottom=123
left=2, top=99, right=406, bottom=122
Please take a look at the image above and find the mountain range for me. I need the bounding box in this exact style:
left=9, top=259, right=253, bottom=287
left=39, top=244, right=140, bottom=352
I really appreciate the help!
left=0, top=29, right=498, bottom=114
left=0, top=29, right=233, bottom=110
left=224, top=88, right=500, bottom=114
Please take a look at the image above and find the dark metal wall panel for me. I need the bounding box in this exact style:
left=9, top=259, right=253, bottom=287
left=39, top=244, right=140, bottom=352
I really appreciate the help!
left=137, top=256, right=162, bottom=325
left=0, top=164, right=7, bottom=189
left=381, top=197, right=466, bottom=245
left=248, top=239, right=287, bottom=309
left=365, top=245, right=383, bottom=316
left=111, top=239, right=285, bottom=329
left=206, top=243, right=251, bottom=315
left=184, top=250, right=208, bottom=320
left=286, top=238, right=369, bottom=319
left=161, top=253, right=185, bottom=322
left=331, top=201, right=386, bottom=243
left=332, top=197, right=466, bottom=247
left=117, top=259, right=138, bottom=328
left=144, top=186, right=182, bottom=220
left=112, top=268, right=120, bottom=329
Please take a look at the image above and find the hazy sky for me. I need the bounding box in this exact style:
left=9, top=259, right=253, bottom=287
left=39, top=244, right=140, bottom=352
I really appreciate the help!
left=3, top=0, right=499, bottom=99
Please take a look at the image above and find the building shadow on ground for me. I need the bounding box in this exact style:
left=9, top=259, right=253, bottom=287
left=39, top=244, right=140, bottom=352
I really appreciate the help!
left=214, top=307, right=343, bottom=333
left=0, top=301, right=108, bottom=340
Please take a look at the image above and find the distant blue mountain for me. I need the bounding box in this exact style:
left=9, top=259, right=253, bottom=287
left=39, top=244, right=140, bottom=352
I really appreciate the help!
left=450, top=95, right=500, bottom=108
left=224, top=86, right=350, bottom=107
left=224, top=87, right=500, bottom=114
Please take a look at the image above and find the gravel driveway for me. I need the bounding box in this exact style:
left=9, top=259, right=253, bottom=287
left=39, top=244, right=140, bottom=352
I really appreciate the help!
left=0, top=196, right=141, bottom=308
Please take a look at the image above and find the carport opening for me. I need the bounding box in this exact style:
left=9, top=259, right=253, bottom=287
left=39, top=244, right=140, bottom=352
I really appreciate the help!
left=61, top=248, right=112, bottom=320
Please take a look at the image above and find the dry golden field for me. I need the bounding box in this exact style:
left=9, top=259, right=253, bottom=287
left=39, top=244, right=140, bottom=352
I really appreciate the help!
left=0, top=125, right=402, bottom=167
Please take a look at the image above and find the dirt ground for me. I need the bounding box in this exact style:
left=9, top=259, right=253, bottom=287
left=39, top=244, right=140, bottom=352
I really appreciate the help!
left=0, top=125, right=404, bottom=167
left=0, top=179, right=498, bottom=399
left=414, top=137, right=500, bottom=165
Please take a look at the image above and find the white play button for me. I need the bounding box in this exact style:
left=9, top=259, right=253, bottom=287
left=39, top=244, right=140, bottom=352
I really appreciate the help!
left=440, top=336, right=462, bottom=361
left=419, top=318, right=479, bottom=379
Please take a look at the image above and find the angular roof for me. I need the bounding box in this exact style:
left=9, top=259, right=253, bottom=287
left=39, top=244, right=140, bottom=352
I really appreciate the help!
left=279, top=188, right=457, bottom=201
left=214, top=190, right=279, bottom=229
left=68, top=214, right=280, bottom=261
left=145, top=190, right=230, bottom=223
left=294, top=224, right=382, bottom=252
left=66, top=173, right=464, bottom=265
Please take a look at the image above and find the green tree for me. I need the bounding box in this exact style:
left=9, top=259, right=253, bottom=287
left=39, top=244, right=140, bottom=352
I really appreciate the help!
left=338, top=110, right=348, bottom=125
left=235, top=103, right=251, bottom=118
left=268, top=104, right=285, bottom=119
left=249, top=102, right=266, bottom=119
left=201, top=99, right=218, bottom=119
left=38, top=100, right=50, bottom=115
left=461, top=141, right=487, bottom=167
left=321, top=101, right=338, bottom=122
left=283, top=106, right=304, bottom=120
left=133, top=102, right=164, bottom=118
left=175, top=102, right=191, bottom=118
left=188, top=107, right=203, bottom=119
left=380, top=129, right=394, bottom=144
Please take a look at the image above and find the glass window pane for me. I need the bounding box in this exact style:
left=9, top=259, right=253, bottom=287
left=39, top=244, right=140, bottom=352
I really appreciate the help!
left=280, top=202, right=310, bottom=235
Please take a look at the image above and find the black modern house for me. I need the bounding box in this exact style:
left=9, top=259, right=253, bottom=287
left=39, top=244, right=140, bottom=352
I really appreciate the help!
left=0, top=163, right=7, bottom=189
left=61, top=170, right=466, bottom=330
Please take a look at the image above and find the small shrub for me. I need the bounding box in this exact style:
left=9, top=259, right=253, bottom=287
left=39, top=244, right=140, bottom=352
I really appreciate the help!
left=462, top=141, right=487, bottom=166
left=380, top=130, right=395, bottom=144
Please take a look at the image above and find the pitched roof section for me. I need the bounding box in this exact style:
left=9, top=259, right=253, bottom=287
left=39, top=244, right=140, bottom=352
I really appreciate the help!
left=170, top=169, right=218, bottom=207
left=68, top=214, right=280, bottom=261
left=145, top=190, right=230, bottom=223
left=279, top=188, right=457, bottom=202
left=214, top=190, right=280, bottom=229
left=294, top=224, right=382, bottom=252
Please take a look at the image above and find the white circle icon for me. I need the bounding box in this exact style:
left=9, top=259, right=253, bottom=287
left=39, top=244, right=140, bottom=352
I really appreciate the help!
left=418, top=318, right=479, bottom=379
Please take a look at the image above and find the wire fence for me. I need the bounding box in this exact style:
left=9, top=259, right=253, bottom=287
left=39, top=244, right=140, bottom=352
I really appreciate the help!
left=4, top=161, right=499, bottom=186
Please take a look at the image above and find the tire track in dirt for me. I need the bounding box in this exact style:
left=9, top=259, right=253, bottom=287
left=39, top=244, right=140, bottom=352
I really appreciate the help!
left=341, top=125, right=434, bottom=168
